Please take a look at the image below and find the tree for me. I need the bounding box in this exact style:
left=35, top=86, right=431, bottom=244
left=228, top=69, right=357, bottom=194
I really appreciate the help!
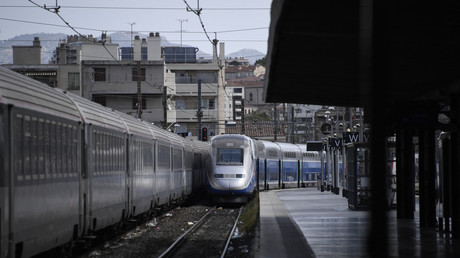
left=254, top=56, right=266, bottom=67
left=245, top=110, right=271, bottom=121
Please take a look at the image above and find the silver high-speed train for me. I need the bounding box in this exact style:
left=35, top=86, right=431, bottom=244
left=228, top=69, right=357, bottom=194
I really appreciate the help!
left=208, top=134, right=325, bottom=203
left=0, top=67, right=210, bottom=258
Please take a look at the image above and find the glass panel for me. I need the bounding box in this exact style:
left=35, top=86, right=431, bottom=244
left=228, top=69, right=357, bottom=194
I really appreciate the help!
left=217, top=148, right=243, bottom=165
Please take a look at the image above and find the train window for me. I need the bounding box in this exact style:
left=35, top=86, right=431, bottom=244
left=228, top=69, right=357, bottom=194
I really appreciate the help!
left=37, top=119, right=44, bottom=179
left=144, top=142, right=154, bottom=171
left=268, top=149, right=278, bottom=158
left=94, top=130, right=99, bottom=175
left=44, top=120, right=50, bottom=178
left=217, top=148, right=243, bottom=165
left=31, top=117, right=38, bottom=180
left=158, top=145, right=171, bottom=169
left=62, top=124, right=68, bottom=177
left=173, top=149, right=183, bottom=170
left=14, top=114, right=24, bottom=181
left=56, top=123, right=62, bottom=178
left=50, top=122, right=56, bottom=178
left=23, top=116, right=31, bottom=180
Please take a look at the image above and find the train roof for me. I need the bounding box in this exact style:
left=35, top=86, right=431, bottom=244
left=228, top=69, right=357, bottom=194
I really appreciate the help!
left=211, top=134, right=252, bottom=142
left=114, top=110, right=154, bottom=138
left=65, top=91, right=126, bottom=132
left=143, top=121, right=171, bottom=145
left=0, top=67, right=81, bottom=122
left=276, top=142, right=302, bottom=152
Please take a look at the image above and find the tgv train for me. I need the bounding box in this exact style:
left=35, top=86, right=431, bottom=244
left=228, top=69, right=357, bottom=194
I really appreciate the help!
left=0, top=67, right=210, bottom=258
left=208, top=134, right=256, bottom=202
left=208, top=134, right=326, bottom=202
left=255, top=140, right=324, bottom=191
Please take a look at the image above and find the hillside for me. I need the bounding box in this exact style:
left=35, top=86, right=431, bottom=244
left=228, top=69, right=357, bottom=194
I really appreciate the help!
left=1, top=33, right=265, bottom=65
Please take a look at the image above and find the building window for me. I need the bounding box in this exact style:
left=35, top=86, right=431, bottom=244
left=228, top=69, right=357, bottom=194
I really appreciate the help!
left=249, top=93, right=253, bottom=101
left=132, top=97, right=147, bottom=110
left=132, top=68, right=146, bottom=81
left=93, top=96, right=106, bottom=106
left=68, top=72, right=80, bottom=90
left=295, top=108, right=302, bottom=114
left=94, top=67, right=106, bottom=81
left=209, top=99, right=215, bottom=110
left=233, top=88, right=242, bottom=93
left=233, top=95, right=242, bottom=100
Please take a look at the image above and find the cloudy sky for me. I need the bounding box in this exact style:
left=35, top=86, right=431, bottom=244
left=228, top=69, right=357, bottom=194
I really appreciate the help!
left=1, top=0, right=272, bottom=54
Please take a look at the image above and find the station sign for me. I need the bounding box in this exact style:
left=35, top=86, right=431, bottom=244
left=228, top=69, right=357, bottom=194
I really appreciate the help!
left=343, top=132, right=360, bottom=143
left=307, top=141, right=324, bottom=152
left=328, top=137, right=343, bottom=148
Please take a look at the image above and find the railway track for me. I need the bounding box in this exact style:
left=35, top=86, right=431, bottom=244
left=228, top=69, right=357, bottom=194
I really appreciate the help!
left=159, top=206, right=243, bottom=258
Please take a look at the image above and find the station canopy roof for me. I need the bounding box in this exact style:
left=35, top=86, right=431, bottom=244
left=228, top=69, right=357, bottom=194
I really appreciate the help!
left=264, top=1, right=460, bottom=107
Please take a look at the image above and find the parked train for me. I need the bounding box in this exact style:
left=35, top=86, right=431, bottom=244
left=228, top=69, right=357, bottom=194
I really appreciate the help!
left=0, top=67, right=210, bottom=258
left=208, top=134, right=327, bottom=202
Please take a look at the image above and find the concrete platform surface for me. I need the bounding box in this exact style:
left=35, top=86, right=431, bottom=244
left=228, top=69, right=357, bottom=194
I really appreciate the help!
left=256, top=188, right=460, bottom=257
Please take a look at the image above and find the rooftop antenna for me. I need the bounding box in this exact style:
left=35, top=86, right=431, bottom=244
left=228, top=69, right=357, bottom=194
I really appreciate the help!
left=177, top=19, right=188, bottom=47
left=129, top=22, right=136, bottom=47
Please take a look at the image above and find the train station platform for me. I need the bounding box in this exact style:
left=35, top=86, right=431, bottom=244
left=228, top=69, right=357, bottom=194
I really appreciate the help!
left=256, top=188, right=460, bottom=257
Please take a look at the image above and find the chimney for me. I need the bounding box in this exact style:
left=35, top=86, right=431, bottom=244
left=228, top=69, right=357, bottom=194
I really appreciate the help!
left=33, top=37, right=40, bottom=47
left=58, top=43, right=66, bottom=65
left=147, top=32, right=161, bottom=61
left=219, top=42, right=225, bottom=67
left=133, top=35, right=141, bottom=61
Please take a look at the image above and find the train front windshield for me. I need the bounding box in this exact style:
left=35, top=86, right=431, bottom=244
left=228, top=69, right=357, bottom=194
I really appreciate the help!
left=217, top=148, right=244, bottom=165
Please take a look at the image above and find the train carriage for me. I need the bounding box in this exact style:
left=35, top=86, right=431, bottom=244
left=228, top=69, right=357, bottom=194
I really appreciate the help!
left=257, top=140, right=282, bottom=190
left=115, top=111, right=156, bottom=217
left=169, top=133, right=185, bottom=202
left=66, top=93, right=128, bottom=233
left=296, top=144, right=323, bottom=187
left=277, top=142, right=302, bottom=188
left=0, top=68, right=83, bottom=258
left=181, top=137, right=194, bottom=196
left=0, top=67, right=214, bottom=257
left=149, top=126, right=172, bottom=206
left=254, top=140, right=267, bottom=191
left=192, top=140, right=210, bottom=194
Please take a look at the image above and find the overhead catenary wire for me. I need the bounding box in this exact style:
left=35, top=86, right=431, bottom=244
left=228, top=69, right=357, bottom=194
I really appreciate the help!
left=1, top=5, right=270, bottom=11
left=0, top=17, right=269, bottom=35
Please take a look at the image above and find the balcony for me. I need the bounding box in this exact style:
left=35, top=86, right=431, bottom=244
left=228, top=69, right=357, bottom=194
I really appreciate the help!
left=170, top=109, right=218, bottom=121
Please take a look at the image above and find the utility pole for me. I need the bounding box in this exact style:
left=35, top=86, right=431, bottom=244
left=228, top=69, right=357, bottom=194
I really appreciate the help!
left=136, top=61, right=142, bottom=119
left=163, top=86, right=167, bottom=129
left=291, top=105, right=295, bottom=143
left=241, top=99, right=245, bottom=135
left=197, top=79, right=203, bottom=140
left=177, top=19, right=188, bottom=47
left=274, top=103, right=278, bottom=141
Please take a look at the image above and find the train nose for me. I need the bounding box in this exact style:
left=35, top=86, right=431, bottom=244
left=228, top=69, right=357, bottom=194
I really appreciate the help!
left=211, top=169, right=248, bottom=191
left=213, top=178, right=247, bottom=191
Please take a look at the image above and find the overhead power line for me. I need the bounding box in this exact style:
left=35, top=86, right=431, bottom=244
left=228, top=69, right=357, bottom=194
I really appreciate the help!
left=0, top=17, right=268, bottom=35
left=1, top=5, right=270, bottom=11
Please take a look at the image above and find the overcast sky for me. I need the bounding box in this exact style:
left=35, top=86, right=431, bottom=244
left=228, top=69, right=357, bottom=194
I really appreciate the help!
left=1, top=0, right=272, bottom=55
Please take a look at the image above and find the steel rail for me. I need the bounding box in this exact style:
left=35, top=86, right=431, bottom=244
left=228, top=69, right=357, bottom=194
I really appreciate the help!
left=158, top=206, right=216, bottom=258
left=220, top=206, right=244, bottom=258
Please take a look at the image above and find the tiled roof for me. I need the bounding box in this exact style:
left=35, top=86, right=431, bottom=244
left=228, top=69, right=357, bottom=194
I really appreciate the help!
left=225, top=121, right=286, bottom=137
left=225, top=65, right=256, bottom=73
left=226, top=76, right=264, bottom=87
